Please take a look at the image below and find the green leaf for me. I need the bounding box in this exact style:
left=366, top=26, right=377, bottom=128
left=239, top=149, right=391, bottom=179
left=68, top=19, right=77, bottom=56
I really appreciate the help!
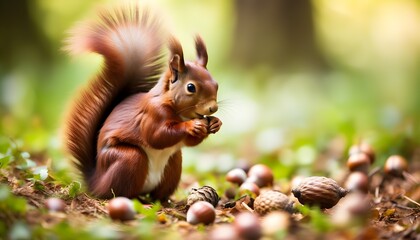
left=0, top=155, right=11, bottom=168
left=0, top=137, right=13, bottom=154
left=0, top=184, right=27, bottom=214
left=0, top=184, right=11, bottom=200
left=32, top=180, right=45, bottom=191
left=68, top=181, right=82, bottom=198
left=132, top=199, right=161, bottom=222
left=296, top=205, right=333, bottom=233
left=0, top=220, right=6, bottom=239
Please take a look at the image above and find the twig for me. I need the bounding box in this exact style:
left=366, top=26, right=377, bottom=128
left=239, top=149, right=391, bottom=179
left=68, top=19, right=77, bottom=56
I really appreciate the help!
left=241, top=202, right=254, bottom=213
left=368, top=166, right=381, bottom=178
left=403, top=195, right=420, bottom=207
left=402, top=171, right=419, bottom=185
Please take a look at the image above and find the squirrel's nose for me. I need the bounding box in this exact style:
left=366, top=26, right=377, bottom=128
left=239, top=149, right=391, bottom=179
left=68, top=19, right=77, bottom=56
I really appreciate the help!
left=209, top=104, right=218, bottom=114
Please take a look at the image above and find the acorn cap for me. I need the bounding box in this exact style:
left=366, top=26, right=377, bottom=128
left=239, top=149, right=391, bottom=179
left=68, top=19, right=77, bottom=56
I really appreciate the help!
left=187, top=186, right=219, bottom=208
left=254, top=190, right=294, bottom=215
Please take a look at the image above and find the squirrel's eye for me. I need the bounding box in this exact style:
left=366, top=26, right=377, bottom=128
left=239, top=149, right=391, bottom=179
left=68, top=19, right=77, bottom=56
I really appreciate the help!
left=187, top=83, right=196, bottom=93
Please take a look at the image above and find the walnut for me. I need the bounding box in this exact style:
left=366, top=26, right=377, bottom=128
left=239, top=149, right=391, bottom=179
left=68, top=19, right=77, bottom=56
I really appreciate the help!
left=292, top=176, right=348, bottom=209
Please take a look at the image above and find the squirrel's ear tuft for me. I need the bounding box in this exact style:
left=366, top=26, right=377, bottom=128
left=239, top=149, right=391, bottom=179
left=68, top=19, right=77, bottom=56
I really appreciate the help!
left=169, top=37, right=185, bottom=78
left=195, top=35, right=208, bottom=68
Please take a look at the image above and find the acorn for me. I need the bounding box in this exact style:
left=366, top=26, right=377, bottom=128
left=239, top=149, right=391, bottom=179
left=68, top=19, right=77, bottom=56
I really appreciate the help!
left=224, top=187, right=237, bottom=199
left=247, top=164, right=274, bottom=187
left=186, top=201, right=216, bottom=225
left=253, top=190, right=294, bottom=215
left=233, top=212, right=262, bottom=240
left=239, top=182, right=260, bottom=197
left=187, top=186, right=219, bottom=208
left=291, top=176, right=348, bottom=209
left=45, top=197, right=66, bottom=212
left=347, top=152, right=371, bottom=174
left=384, top=155, right=408, bottom=177
left=344, top=172, right=369, bottom=193
left=107, top=197, right=135, bottom=221
left=349, top=142, right=375, bottom=163
left=226, top=168, right=248, bottom=185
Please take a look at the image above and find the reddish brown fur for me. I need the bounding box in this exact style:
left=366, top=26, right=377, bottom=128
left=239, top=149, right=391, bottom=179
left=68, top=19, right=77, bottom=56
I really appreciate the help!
left=64, top=4, right=221, bottom=200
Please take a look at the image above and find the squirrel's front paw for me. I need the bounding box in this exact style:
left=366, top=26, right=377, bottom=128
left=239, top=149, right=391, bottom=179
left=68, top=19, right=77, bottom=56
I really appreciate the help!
left=186, top=119, right=208, bottom=138
left=206, top=116, right=222, bottom=134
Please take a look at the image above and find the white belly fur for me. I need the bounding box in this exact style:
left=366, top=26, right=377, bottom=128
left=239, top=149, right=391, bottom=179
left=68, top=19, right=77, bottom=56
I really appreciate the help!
left=140, top=143, right=183, bottom=194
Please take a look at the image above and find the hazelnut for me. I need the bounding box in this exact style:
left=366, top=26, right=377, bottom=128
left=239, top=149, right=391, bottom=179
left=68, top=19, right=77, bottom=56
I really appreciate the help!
left=233, top=212, right=262, bottom=240
left=45, top=198, right=66, bottom=212
left=347, top=152, right=370, bottom=173
left=291, top=176, right=348, bottom=209
left=226, top=168, right=248, bottom=185
left=239, top=182, right=260, bottom=197
left=344, top=172, right=369, bottom=193
left=107, top=197, right=135, bottom=221
left=254, top=190, right=294, bottom=215
left=247, top=164, right=274, bottom=187
left=186, top=201, right=216, bottom=225
left=349, top=142, right=375, bottom=163
left=224, top=187, right=237, bottom=199
left=187, top=186, right=219, bottom=208
left=209, top=224, right=239, bottom=240
left=384, top=155, right=408, bottom=177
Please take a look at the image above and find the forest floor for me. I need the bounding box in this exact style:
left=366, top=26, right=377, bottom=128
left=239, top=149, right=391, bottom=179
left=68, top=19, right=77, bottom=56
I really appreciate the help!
left=0, top=140, right=419, bottom=240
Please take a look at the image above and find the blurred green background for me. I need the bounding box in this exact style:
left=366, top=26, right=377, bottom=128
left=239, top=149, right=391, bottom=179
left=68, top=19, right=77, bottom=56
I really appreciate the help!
left=1, top=0, right=419, bottom=178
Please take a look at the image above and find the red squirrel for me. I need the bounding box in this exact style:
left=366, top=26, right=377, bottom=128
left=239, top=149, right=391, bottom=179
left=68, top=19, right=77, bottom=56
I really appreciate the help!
left=64, top=4, right=222, bottom=200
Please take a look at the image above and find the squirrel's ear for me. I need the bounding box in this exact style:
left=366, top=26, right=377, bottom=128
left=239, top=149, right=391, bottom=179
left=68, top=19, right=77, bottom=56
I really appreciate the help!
left=170, top=54, right=185, bottom=83
left=195, top=35, right=208, bottom=68
left=169, top=37, right=185, bottom=83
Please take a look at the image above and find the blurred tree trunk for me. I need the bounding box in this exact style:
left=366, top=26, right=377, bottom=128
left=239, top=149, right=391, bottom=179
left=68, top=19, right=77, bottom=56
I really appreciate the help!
left=0, top=0, right=52, bottom=70
left=231, top=0, right=327, bottom=72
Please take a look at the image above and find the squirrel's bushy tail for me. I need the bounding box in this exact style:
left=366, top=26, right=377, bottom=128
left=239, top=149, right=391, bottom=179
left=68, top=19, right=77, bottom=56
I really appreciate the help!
left=64, top=3, right=166, bottom=183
